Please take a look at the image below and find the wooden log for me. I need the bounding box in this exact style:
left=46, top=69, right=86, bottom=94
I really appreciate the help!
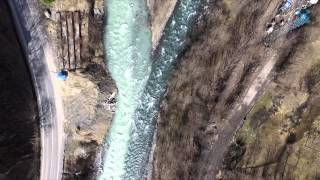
left=61, top=12, right=68, bottom=69
left=80, top=11, right=89, bottom=66
left=56, top=12, right=64, bottom=70
left=73, top=11, right=81, bottom=69
left=67, top=12, right=76, bottom=70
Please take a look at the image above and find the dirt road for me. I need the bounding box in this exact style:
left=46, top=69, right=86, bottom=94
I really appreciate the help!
left=8, top=0, right=65, bottom=179
left=198, top=53, right=278, bottom=179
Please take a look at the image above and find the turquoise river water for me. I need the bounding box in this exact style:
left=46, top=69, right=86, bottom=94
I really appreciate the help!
left=99, top=0, right=202, bottom=179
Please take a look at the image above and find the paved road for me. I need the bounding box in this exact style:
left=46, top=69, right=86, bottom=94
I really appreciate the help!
left=7, top=0, right=65, bottom=180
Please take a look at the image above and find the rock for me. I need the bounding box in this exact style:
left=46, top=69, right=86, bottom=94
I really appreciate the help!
left=44, top=9, right=51, bottom=18
left=205, top=123, right=218, bottom=134
left=215, top=170, right=223, bottom=180
left=310, top=0, right=319, bottom=5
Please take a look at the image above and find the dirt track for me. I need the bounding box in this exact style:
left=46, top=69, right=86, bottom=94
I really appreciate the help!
left=8, top=0, right=65, bottom=179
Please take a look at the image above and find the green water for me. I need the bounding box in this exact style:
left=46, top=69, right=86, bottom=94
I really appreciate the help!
left=124, top=1, right=202, bottom=178
left=100, top=0, right=202, bottom=179
left=99, top=0, right=152, bottom=179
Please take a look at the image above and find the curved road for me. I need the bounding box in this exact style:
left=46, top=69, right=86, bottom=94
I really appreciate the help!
left=7, top=0, right=65, bottom=180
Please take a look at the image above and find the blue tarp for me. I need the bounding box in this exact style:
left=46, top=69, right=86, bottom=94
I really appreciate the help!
left=292, top=9, right=311, bottom=29
left=57, top=70, right=68, bottom=81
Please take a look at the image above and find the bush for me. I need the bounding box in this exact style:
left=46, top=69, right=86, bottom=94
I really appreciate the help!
left=223, top=138, right=246, bottom=170
left=304, top=63, right=320, bottom=93
left=41, top=0, right=55, bottom=5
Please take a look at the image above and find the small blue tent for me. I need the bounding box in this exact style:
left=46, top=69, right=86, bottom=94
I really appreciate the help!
left=57, top=70, right=68, bottom=81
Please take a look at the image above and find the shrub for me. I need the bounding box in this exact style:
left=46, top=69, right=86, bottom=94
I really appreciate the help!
left=41, top=0, right=55, bottom=5
left=223, top=138, right=246, bottom=170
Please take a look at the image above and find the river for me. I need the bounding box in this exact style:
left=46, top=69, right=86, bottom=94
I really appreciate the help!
left=100, top=0, right=202, bottom=179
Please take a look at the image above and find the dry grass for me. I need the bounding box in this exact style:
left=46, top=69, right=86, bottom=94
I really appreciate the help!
left=152, top=0, right=308, bottom=179
left=51, top=0, right=90, bottom=11
left=222, top=4, right=320, bottom=179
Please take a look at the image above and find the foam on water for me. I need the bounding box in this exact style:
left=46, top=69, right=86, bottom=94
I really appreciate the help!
left=100, top=0, right=202, bottom=179
left=124, top=1, right=201, bottom=178
left=99, top=0, right=151, bottom=179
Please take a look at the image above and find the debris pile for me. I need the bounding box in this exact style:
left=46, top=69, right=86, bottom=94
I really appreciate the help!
left=292, top=9, right=311, bottom=28
left=103, top=92, right=117, bottom=112
left=264, top=0, right=318, bottom=46
left=56, top=11, right=84, bottom=71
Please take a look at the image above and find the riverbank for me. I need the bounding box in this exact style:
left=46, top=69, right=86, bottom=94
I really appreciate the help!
left=42, top=0, right=117, bottom=179
left=152, top=0, right=314, bottom=179
left=147, top=0, right=177, bottom=48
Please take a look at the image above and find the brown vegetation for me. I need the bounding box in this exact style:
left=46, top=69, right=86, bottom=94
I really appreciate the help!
left=152, top=0, right=310, bottom=179
left=221, top=3, right=320, bottom=179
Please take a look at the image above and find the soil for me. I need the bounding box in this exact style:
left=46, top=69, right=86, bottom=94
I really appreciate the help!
left=0, top=1, right=40, bottom=180
left=151, top=0, right=320, bottom=179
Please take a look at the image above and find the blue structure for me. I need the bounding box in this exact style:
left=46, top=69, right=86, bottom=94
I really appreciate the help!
left=57, top=70, right=68, bottom=81
left=280, top=0, right=293, bottom=13
left=292, top=9, right=311, bottom=29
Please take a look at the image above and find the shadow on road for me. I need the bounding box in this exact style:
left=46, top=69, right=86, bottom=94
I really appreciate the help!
left=0, top=1, right=40, bottom=179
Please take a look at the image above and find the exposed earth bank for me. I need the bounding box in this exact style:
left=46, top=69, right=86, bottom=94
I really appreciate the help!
left=147, top=0, right=177, bottom=47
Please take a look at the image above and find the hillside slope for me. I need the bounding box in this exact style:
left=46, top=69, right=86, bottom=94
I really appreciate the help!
left=152, top=0, right=320, bottom=179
